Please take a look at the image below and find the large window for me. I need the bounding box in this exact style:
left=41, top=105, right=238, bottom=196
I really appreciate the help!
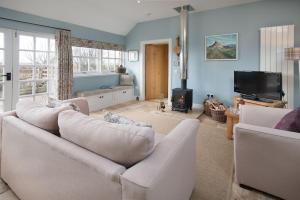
left=18, top=33, right=56, bottom=104
left=72, top=47, right=123, bottom=74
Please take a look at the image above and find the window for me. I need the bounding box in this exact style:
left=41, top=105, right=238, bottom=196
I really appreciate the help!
left=72, top=47, right=123, bottom=74
left=18, top=33, right=56, bottom=104
left=101, top=50, right=122, bottom=72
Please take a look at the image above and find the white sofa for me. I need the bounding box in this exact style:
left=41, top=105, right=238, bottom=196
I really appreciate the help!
left=0, top=98, right=199, bottom=200
left=234, top=105, right=300, bottom=200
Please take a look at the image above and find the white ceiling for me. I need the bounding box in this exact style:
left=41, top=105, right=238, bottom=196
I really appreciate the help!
left=0, top=0, right=262, bottom=36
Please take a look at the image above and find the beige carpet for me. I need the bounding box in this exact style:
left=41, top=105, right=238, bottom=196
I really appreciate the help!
left=92, top=100, right=235, bottom=200
left=0, top=100, right=273, bottom=200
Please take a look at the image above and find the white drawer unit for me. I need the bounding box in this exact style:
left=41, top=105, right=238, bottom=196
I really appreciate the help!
left=114, top=89, right=134, bottom=104
left=77, top=86, right=134, bottom=112
left=86, top=93, right=113, bottom=112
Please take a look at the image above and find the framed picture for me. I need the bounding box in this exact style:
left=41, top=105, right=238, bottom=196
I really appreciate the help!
left=205, top=33, right=238, bottom=61
left=128, top=50, right=139, bottom=62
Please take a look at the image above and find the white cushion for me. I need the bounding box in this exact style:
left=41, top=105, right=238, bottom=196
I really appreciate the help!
left=58, top=110, right=155, bottom=167
left=16, top=100, right=72, bottom=132
left=120, top=74, right=133, bottom=86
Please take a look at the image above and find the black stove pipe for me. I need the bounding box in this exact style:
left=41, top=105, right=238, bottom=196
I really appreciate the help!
left=181, top=80, right=187, bottom=90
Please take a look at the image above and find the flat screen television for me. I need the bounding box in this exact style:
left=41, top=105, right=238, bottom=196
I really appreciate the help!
left=234, top=71, right=283, bottom=101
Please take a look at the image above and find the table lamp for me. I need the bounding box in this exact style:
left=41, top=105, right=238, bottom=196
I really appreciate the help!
left=285, top=47, right=300, bottom=62
left=285, top=47, right=300, bottom=108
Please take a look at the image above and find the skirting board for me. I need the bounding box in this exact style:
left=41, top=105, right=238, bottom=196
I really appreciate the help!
left=193, top=104, right=203, bottom=110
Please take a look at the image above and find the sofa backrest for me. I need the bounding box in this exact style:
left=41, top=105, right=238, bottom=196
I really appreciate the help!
left=58, top=110, right=155, bottom=168
left=1, top=116, right=125, bottom=200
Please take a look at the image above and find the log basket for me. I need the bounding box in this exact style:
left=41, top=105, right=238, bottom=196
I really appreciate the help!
left=210, top=108, right=227, bottom=123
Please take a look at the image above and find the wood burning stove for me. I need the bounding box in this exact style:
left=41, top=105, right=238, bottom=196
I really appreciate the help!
left=171, top=5, right=194, bottom=113
left=171, top=88, right=193, bottom=113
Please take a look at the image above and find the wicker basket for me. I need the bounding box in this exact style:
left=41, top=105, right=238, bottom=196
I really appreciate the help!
left=210, top=108, right=226, bottom=123
left=204, top=102, right=212, bottom=116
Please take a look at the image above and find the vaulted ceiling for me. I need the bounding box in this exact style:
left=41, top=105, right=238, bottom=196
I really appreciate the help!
left=0, top=0, right=262, bottom=35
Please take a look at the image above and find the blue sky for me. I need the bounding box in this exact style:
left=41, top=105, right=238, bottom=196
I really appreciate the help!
left=206, top=34, right=237, bottom=47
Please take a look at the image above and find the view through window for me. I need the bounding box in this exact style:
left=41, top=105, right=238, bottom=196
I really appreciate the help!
left=18, top=33, right=56, bottom=104
left=72, top=47, right=123, bottom=73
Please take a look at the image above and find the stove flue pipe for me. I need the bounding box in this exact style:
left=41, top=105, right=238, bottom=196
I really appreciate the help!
left=180, top=7, right=188, bottom=87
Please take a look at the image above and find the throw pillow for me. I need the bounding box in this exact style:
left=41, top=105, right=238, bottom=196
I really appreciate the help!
left=104, top=112, right=152, bottom=128
left=120, top=74, right=133, bottom=86
left=274, top=107, right=300, bottom=133
left=48, top=98, right=80, bottom=112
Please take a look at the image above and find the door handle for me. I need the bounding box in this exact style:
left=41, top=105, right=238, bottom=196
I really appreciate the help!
left=1, top=73, right=11, bottom=81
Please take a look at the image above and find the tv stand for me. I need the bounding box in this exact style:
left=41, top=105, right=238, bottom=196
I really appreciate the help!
left=240, top=94, right=274, bottom=103
left=233, top=96, right=285, bottom=108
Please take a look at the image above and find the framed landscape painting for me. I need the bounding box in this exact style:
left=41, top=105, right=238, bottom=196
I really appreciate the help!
left=205, top=33, right=238, bottom=60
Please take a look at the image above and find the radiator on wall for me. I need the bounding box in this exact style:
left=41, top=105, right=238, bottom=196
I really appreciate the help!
left=260, top=25, right=294, bottom=108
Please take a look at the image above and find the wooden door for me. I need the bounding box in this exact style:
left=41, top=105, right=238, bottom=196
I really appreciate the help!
left=145, top=44, right=168, bottom=100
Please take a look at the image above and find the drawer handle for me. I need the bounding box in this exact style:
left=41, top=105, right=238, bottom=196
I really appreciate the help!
left=98, top=96, right=104, bottom=99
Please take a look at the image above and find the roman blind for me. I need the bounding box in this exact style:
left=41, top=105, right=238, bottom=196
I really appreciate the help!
left=71, top=37, right=124, bottom=51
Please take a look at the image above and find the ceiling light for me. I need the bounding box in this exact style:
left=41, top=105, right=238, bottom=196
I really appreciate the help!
left=137, top=0, right=141, bottom=3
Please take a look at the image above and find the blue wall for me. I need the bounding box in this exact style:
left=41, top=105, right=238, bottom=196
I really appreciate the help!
left=126, top=0, right=300, bottom=107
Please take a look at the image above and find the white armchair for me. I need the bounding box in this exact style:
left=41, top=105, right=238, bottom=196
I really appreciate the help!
left=234, top=105, right=300, bottom=200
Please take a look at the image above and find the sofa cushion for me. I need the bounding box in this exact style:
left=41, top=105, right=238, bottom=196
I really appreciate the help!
left=16, top=100, right=72, bottom=133
left=120, top=74, right=133, bottom=86
left=274, top=107, right=300, bottom=133
left=58, top=110, right=155, bottom=167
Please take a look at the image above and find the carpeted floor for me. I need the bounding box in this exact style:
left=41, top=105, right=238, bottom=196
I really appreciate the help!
left=91, top=100, right=235, bottom=200
left=0, top=100, right=276, bottom=200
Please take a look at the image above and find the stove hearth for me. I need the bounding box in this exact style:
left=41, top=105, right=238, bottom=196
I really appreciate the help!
left=171, top=88, right=193, bottom=113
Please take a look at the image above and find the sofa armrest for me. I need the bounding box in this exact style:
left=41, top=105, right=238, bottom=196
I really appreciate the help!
left=121, top=119, right=199, bottom=200
left=234, top=123, right=300, bottom=199
left=0, top=111, right=17, bottom=135
left=63, top=97, right=89, bottom=115
left=0, top=111, right=17, bottom=173
left=239, top=105, right=291, bottom=128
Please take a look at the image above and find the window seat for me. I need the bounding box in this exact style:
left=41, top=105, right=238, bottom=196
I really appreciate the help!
left=76, top=86, right=133, bottom=97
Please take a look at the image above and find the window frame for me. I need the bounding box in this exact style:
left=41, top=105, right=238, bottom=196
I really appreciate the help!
left=72, top=46, right=123, bottom=75
left=17, top=31, right=56, bottom=103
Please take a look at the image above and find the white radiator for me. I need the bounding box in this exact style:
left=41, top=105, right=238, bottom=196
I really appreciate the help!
left=260, top=25, right=294, bottom=108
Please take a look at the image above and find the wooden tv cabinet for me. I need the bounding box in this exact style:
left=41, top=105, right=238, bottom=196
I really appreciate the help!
left=233, top=96, right=285, bottom=109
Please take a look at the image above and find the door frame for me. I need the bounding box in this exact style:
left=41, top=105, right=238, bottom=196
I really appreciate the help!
left=140, top=38, right=172, bottom=105
left=12, top=30, right=56, bottom=109
left=0, top=28, right=14, bottom=111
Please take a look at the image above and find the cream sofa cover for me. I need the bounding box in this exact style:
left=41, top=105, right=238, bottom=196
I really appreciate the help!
left=234, top=105, right=300, bottom=200
left=16, top=100, right=72, bottom=132
left=0, top=98, right=199, bottom=200
left=58, top=110, right=155, bottom=167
